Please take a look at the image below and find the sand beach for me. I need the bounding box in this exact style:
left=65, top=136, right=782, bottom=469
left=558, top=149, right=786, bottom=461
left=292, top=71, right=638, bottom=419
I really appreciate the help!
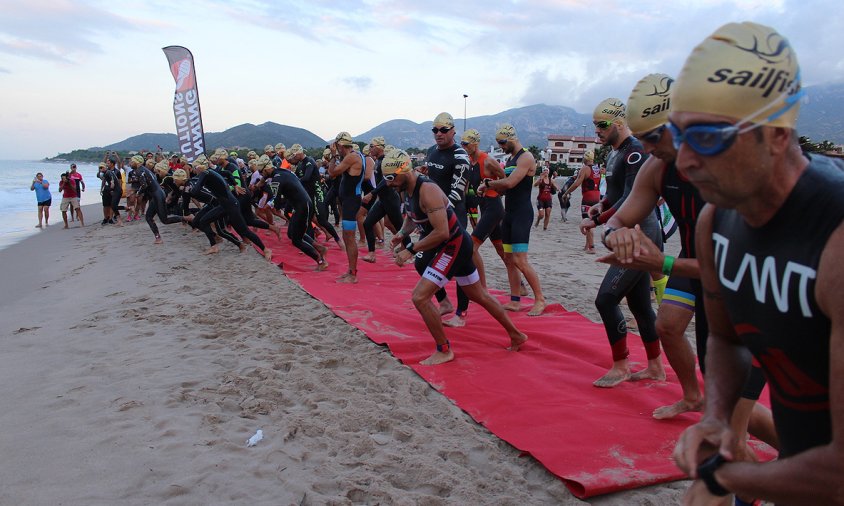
left=0, top=196, right=690, bottom=505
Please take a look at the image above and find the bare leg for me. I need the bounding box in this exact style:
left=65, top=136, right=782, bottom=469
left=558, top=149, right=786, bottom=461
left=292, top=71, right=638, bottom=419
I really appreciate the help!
left=412, top=279, right=455, bottom=366
left=511, top=252, right=546, bottom=316
left=62, top=211, right=69, bottom=228
left=652, top=304, right=703, bottom=419
left=461, top=280, right=527, bottom=350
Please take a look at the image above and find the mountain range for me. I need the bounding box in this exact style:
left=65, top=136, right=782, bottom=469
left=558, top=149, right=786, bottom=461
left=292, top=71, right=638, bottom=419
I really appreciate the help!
left=95, top=82, right=844, bottom=153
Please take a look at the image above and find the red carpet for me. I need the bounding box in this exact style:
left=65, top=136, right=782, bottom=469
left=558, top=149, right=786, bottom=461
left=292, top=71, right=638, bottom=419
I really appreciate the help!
left=256, top=229, right=770, bottom=498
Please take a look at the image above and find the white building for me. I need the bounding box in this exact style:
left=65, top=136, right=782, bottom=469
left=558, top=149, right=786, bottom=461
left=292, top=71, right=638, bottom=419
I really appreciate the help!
left=545, top=135, right=601, bottom=171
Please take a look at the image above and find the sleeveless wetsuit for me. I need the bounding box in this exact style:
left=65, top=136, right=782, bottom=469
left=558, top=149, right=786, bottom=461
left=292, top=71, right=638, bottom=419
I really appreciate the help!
left=339, top=153, right=365, bottom=231
left=471, top=151, right=504, bottom=243
left=501, top=149, right=533, bottom=253
left=712, top=155, right=844, bottom=457
left=408, top=176, right=477, bottom=288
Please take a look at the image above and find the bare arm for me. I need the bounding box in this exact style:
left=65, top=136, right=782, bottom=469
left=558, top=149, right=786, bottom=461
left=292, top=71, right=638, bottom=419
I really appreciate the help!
left=673, top=204, right=754, bottom=471
left=563, top=166, right=589, bottom=196
left=483, top=156, right=505, bottom=179
left=328, top=151, right=358, bottom=178
left=488, top=151, right=536, bottom=192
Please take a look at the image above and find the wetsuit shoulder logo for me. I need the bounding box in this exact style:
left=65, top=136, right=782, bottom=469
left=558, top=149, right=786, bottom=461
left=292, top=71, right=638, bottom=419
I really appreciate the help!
left=626, top=152, right=643, bottom=166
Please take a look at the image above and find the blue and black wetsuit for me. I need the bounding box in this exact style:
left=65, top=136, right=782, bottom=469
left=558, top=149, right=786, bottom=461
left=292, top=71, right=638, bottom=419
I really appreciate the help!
left=501, top=148, right=534, bottom=253
left=339, top=153, right=366, bottom=231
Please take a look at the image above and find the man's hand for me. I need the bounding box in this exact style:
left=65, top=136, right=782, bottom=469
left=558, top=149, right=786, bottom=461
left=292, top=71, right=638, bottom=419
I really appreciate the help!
left=361, top=193, right=372, bottom=205
left=580, top=217, right=597, bottom=235
left=395, top=248, right=413, bottom=267
left=234, top=186, right=246, bottom=196
left=599, top=225, right=664, bottom=270
left=673, top=417, right=736, bottom=477
left=682, top=479, right=728, bottom=506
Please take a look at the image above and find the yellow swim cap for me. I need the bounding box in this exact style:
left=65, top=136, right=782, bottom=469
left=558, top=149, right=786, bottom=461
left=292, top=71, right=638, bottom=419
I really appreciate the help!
left=172, top=169, right=188, bottom=182
left=673, top=21, right=802, bottom=128
left=381, top=149, right=412, bottom=175
left=433, top=112, right=455, bottom=129
left=362, top=145, right=370, bottom=156
left=247, top=150, right=258, bottom=159
left=322, top=148, right=331, bottom=158
left=593, top=98, right=626, bottom=123
left=584, top=150, right=595, bottom=164
left=461, top=129, right=481, bottom=144
left=145, top=159, right=156, bottom=169
left=627, top=73, right=674, bottom=135
left=495, top=124, right=518, bottom=142
left=193, top=154, right=209, bottom=169
left=154, top=160, right=170, bottom=175
left=131, top=155, right=144, bottom=165
left=274, top=143, right=286, bottom=152
left=335, top=131, right=354, bottom=147
left=370, top=136, right=386, bottom=148
left=352, top=144, right=360, bottom=152
left=264, top=144, right=274, bottom=153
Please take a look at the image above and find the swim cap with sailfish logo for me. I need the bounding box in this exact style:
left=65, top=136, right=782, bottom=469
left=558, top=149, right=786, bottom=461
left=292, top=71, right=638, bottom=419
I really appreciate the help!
left=592, top=98, right=626, bottom=123
left=627, top=74, right=674, bottom=135
left=672, top=21, right=802, bottom=128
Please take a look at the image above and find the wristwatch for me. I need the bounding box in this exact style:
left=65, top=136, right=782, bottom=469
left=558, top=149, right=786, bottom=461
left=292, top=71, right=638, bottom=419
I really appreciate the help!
left=697, top=453, right=729, bottom=497
left=601, top=226, right=617, bottom=248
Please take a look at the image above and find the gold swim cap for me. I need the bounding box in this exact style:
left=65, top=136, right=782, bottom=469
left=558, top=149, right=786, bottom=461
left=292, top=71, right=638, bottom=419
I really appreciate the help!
left=335, top=131, right=354, bottom=147
left=131, top=155, right=144, bottom=165
left=433, top=112, right=455, bottom=129
left=247, top=150, right=258, bottom=159
left=362, top=145, right=370, bottom=156
left=275, top=143, right=286, bottom=152
left=381, top=149, right=412, bottom=175
left=145, top=159, right=155, bottom=169
left=673, top=21, right=802, bottom=128
left=154, top=160, right=170, bottom=175
left=461, top=129, right=481, bottom=144
left=627, top=74, right=674, bottom=135
left=584, top=150, right=595, bottom=164
left=172, top=169, right=188, bottom=182
left=370, top=136, right=386, bottom=148
left=193, top=154, right=209, bottom=169
left=256, top=154, right=272, bottom=170
left=495, top=124, right=518, bottom=142
left=322, top=148, right=331, bottom=158
left=352, top=144, right=360, bottom=152
left=264, top=145, right=274, bottom=153
left=593, top=98, right=626, bottom=123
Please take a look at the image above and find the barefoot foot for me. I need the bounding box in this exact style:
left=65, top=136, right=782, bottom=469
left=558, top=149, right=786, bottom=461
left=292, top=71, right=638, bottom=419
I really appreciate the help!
left=419, top=350, right=454, bottom=365
left=442, top=314, right=466, bottom=328
left=527, top=299, right=547, bottom=316
left=507, top=331, right=528, bottom=351
left=652, top=398, right=704, bottom=420
left=593, top=368, right=631, bottom=388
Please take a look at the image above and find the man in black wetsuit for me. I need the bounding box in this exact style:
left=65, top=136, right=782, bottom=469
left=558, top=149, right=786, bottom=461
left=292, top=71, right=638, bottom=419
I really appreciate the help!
left=135, top=160, right=184, bottom=244
left=422, top=112, right=470, bottom=317
left=385, top=149, right=527, bottom=366
left=186, top=154, right=273, bottom=261
left=579, top=98, right=665, bottom=388
left=258, top=157, right=328, bottom=270
left=328, top=131, right=371, bottom=284
left=361, top=137, right=403, bottom=264
left=670, top=22, right=844, bottom=506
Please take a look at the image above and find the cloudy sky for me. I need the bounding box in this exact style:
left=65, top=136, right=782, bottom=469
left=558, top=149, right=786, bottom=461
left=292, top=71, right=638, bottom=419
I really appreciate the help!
left=1, top=0, right=842, bottom=158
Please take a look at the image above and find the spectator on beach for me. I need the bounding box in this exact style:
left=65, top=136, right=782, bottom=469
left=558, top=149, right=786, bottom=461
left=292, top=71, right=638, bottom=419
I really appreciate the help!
left=533, top=167, right=556, bottom=230
left=30, top=172, right=51, bottom=228
left=561, top=150, right=601, bottom=252
left=59, top=172, right=84, bottom=228
left=68, top=163, right=85, bottom=222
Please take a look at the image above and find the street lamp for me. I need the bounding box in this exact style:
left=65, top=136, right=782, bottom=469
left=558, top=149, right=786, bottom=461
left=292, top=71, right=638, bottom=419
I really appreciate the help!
left=463, top=94, right=468, bottom=131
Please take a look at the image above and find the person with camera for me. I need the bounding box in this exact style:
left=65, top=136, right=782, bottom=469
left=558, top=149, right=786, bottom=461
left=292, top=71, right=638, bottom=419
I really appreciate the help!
left=59, top=172, right=84, bottom=228
left=30, top=172, right=51, bottom=228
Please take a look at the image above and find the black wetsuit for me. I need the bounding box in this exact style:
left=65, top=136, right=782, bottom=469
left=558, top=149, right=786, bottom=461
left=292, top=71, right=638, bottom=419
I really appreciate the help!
left=424, top=143, right=471, bottom=311
left=501, top=149, right=534, bottom=251
left=338, top=153, right=365, bottom=230
left=595, top=137, right=661, bottom=362
left=190, top=169, right=266, bottom=251
left=135, top=167, right=182, bottom=237
left=270, top=168, right=321, bottom=262
left=363, top=155, right=403, bottom=252
left=712, top=155, right=844, bottom=457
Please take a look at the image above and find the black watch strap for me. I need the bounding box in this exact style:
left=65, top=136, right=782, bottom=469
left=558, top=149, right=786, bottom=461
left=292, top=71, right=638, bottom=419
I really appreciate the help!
left=697, top=453, right=729, bottom=497
left=602, top=226, right=617, bottom=248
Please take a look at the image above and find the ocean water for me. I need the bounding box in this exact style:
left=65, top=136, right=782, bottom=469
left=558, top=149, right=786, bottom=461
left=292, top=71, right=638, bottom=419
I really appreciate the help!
left=0, top=160, right=102, bottom=250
